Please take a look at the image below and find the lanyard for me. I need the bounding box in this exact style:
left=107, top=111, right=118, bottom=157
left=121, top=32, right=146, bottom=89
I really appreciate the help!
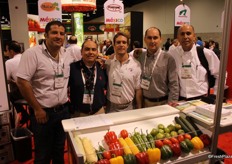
left=143, top=49, right=162, bottom=77
left=46, top=50, right=64, bottom=73
left=81, top=66, right=97, bottom=90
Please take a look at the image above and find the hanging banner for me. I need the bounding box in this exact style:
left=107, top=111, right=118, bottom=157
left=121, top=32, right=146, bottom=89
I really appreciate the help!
left=175, top=4, right=191, bottom=26
left=104, top=0, right=124, bottom=24
left=38, top=0, right=62, bottom=29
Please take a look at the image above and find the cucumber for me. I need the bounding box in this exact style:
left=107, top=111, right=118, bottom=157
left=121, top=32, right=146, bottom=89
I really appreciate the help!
left=174, top=116, right=191, bottom=133
left=179, top=116, right=198, bottom=137
left=185, top=116, right=203, bottom=136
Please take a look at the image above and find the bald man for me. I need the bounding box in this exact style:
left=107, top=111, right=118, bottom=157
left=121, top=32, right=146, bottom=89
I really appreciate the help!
left=66, top=35, right=82, bottom=62
left=169, top=24, right=220, bottom=101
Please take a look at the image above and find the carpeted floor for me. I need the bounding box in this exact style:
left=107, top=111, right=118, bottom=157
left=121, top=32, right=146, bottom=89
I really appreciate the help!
left=218, top=132, right=232, bottom=164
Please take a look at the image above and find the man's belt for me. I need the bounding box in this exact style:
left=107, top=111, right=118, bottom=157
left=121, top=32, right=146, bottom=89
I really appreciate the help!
left=144, top=96, right=168, bottom=102
left=44, top=102, right=69, bottom=112
left=179, top=95, right=205, bottom=101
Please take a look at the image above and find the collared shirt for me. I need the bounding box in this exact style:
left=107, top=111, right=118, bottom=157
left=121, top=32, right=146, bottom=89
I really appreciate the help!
left=5, top=54, right=22, bottom=82
left=17, top=43, right=73, bottom=108
left=66, top=44, right=82, bottom=62
left=135, top=48, right=179, bottom=102
left=169, top=44, right=220, bottom=98
left=106, top=55, right=141, bottom=104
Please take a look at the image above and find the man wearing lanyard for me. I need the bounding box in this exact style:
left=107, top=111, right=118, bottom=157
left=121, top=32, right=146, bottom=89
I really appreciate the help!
left=69, top=39, right=107, bottom=116
left=106, top=32, right=142, bottom=112
left=169, top=24, right=220, bottom=101
left=132, top=27, right=179, bottom=107
left=17, top=21, right=70, bottom=164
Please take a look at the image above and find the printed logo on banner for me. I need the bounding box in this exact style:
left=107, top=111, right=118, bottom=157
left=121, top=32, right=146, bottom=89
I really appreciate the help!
left=40, top=2, right=60, bottom=12
left=107, top=4, right=122, bottom=12
left=179, top=9, right=187, bottom=17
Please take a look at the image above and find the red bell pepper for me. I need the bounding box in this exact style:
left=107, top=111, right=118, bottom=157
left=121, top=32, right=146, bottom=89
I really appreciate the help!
left=104, top=131, right=118, bottom=145
left=109, top=141, right=124, bottom=157
left=96, top=159, right=110, bottom=164
left=135, top=152, right=149, bottom=164
left=199, top=134, right=211, bottom=147
left=170, top=143, right=181, bottom=157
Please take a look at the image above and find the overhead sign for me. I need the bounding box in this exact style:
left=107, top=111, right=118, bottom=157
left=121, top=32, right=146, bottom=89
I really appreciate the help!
left=175, top=4, right=191, bottom=26
left=104, top=0, right=124, bottom=24
left=38, top=0, right=62, bottom=29
left=84, top=23, right=105, bottom=34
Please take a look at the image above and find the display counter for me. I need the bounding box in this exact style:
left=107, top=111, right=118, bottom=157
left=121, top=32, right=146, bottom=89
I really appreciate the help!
left=62, top=105, right=211, bottom=164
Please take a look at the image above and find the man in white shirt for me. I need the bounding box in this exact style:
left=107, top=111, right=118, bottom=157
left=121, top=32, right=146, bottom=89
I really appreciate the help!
left=169, top=24, right=220, bottom=100
left=66, top=35, right=82, bottom=62
left=106, top=32, right=142, bottom=112
left=6, top=41, right=29, bottom=125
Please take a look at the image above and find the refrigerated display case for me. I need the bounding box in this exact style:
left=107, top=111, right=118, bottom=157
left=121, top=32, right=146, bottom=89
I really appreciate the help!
left=62, top=105, right=212, bottom=164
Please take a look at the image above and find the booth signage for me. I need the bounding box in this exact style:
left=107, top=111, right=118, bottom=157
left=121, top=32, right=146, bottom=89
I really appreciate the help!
left=38, top=0, right=62, bottom=29
left=175, top=4, right=191, bottom=26
left=84, top=23, right=105, bottom=33
left=104, top=0, right=124, bottom=24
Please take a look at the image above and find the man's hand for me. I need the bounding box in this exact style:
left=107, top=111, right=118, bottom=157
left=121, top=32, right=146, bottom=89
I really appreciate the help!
left=168, top=101, right=179, bottom=107
left=133, top=48, right=143, bottom=58
left=34, top=109, right=48, bottom=124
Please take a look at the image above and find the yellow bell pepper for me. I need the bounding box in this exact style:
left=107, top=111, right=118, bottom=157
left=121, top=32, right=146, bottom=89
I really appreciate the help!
left=191, top=136, right=204, bottom=150
left=147, top=148, right=161, bottom=164
left=109, top=156, right=124, bottom=164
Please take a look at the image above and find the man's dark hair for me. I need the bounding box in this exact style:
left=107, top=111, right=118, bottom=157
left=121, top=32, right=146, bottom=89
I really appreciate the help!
left=81, top=39, right=98, bottom=51
left=45, top=21, right=66, bottom=34
left=113, top=32, right=129, bottom=45
left=8, top=40, right=21, bottom=53
left=145, top=27, right=162, bottom=37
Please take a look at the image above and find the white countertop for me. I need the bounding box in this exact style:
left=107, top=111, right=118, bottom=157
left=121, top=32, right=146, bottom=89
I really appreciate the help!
left=62, top=105, right=179, bottom=132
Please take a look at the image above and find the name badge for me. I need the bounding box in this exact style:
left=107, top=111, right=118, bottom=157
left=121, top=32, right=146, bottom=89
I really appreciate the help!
left=54, top=73, right=64, bottom=89
left=181, top=65, right=192, bottom=79
left=83, top=89, right=94, bottom=104
left=112, top=83, right=122, bottom=97
left=141, top=76, right=151, bottom=90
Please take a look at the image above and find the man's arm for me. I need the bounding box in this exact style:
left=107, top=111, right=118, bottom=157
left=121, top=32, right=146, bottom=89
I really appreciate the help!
left=17, top=77, right=47, bottom=124
left=135, top=88, right=142, bottom=109
left=167, top=55, right=179, bottom=106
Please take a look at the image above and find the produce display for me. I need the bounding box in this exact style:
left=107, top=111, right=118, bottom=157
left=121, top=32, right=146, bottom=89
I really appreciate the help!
left=73, top=115, right=211, bottom=164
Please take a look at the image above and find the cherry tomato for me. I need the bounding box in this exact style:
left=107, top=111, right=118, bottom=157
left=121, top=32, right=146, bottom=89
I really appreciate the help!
left=120, top=129, right=128, bottom=139
left=155, top=140, right=163, bottom=148
left=184, top=133, right=192, bottom=140
left=103, top=151, right=111, bottom=160
left=177, top=135, right=185, bottom=142
left=170, top=137, right=179, bottom=144
left=163, top=139, right=172, bottom=146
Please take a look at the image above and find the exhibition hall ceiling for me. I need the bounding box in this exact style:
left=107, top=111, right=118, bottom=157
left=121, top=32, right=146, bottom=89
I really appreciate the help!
left=0, top=0, right=149, bottom=22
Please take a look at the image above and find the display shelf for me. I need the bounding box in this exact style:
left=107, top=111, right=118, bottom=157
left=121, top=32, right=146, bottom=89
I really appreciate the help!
left=64, top=110, right=211, bottom=164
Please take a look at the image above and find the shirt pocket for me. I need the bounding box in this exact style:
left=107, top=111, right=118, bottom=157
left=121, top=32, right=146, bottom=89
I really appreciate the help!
left=196, top=65, right=207, bottom=81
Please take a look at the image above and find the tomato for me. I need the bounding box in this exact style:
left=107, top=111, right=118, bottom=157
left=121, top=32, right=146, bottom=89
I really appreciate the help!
left=103, top=151, right=111, bottom=160
left=155, top=140, right=163, bottom=148
left=163, top=139, right=172, bottom=146
left=120, top=129, right=128, bottom=139
left=170, top=137, right=179, bottom=144
left=177, top=135, right=185, bottom=142
left=184, top=133, right=192, bottom=140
